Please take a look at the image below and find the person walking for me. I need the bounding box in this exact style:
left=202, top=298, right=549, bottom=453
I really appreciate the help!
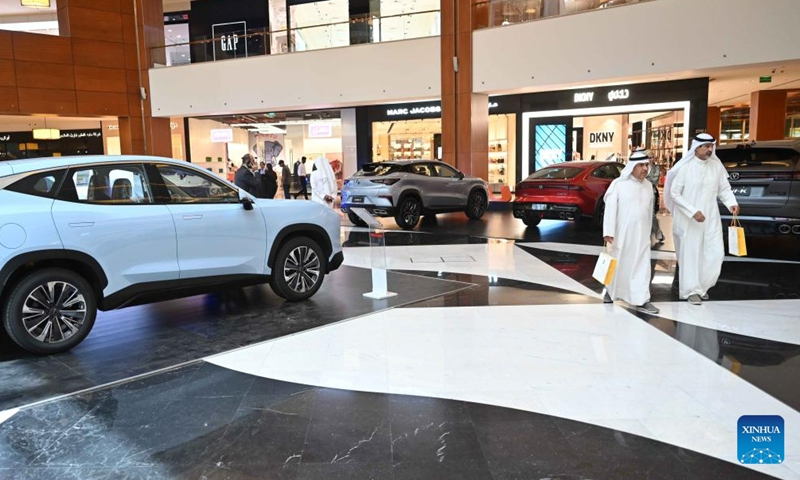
left=263, top=163, right=278, bottom=199
left=234, top=154, right=260, bottom=196
left=294, top=156, right=308, bottom=199
left=310, top=157, right=337, bottom=208
left=602, top=150, right=659, bottom=314
left=279, top=160, right=292, bottom=199
left=664, top=133, right=740, bottom=305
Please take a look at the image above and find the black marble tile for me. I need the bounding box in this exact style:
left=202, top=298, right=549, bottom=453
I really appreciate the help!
left=117, top=422, right=228, bottom=468
left=553, top=418, right=675, bottom=461
left=201, top=463, right=299, bottom=480
left=388, top=395, right=472, bottom=430
left=302, top=423, right=391, bottom=465
left=472, top=418, right=575, bottom=465
left=310, top=389, right=389, bottom=427
left=0, top=266, right=468, bottom=411
left=0, top=467, right=114, bottom=480
left=295, top=462, right=392, bottom=480
left=391, top=424, right=484, bottom=465
left=212, top=422, right=308, bottom=469
left=486, top=460, right=593, bottom=480
left=27, top=422, right=133, bottom=468
left=110, top=464, right=211, bottom=479
left=392, top=460, right=494, bottom=480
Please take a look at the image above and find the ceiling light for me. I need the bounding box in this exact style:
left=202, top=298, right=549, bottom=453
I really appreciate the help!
left=33, top=128, right=59, bottom=140
left=21, top=0, right=50, bottom=8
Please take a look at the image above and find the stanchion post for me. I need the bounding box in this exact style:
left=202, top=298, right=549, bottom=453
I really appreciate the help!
left=351, top=208, right=397, bottom=300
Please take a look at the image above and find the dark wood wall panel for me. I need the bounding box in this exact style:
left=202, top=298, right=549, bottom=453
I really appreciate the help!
left=122, top=14, right=137, bottom=45
left=67, top=8, right=124, bottom=43
left=0, top=86, right=20, bottom=113
left=16, top=61, right=76, bottom=90
left=18, top=88, right=77, bottom=115
left=71, top=39, right=126, bottom=68
left=0, top=32, right=13, bottom=59
left=12, top=33, right=72, bottom=64
left=125, top=69, right=141, bottom=94
left=66, top=0, right=122, bottom=13
left=76, top=90, right=129, bottom=116
left=0, top=60, right=16, bottom=87
left=74, top=65, right=128, bottom=93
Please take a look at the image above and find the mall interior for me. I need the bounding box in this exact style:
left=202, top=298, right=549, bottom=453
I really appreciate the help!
left=0, top=0, right=799, bottom=478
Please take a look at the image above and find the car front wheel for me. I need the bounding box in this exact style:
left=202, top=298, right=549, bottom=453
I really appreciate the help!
left=2, top=268, right=97, bottom=355
left=465, top=190, right=488, bottom=220
left=395, top=196, right=422, bottom=230
left=270, top=237, right=327, bottom=301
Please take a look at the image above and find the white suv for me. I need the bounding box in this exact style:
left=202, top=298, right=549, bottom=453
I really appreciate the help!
left=0, top=156, right=343, bottom=355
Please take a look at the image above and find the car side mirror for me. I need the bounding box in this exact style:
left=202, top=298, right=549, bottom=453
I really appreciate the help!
left=239, top=188, right=254, bottom=211
left=457, top=172, right=465, bottom=180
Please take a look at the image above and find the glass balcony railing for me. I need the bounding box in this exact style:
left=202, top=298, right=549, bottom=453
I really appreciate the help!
left=472, top=0, right=657, bottom=30
left=153, top=9, right=441, bottom=68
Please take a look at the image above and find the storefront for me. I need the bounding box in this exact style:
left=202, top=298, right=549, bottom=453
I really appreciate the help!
left=0, top=129, right=105, bottom=160
left=355, top=79, right=707, bottom=190
left=356, top=97, right=519, bottom=192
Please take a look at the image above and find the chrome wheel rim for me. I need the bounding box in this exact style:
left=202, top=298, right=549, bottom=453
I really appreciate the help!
left=283, top=246, right=321, bottom=293
left=471, top=193, right=486, bottom=217
left=22, top=281, right=86, bottom=344
left=402, top=199, right=420, bottom=226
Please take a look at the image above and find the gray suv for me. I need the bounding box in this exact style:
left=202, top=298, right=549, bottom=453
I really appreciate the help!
left=341, top=161, right=489, bottom=229
left=716, top=140, right=800, bottom=235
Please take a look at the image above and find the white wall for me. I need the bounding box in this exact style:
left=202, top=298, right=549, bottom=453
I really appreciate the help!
left=149, top=37, right=441, bottom=118
left=474, top=0, right=800, bottom=94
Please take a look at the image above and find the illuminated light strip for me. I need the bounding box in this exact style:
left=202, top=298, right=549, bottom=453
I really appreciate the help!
left=521, top=101, right=691, bottom=179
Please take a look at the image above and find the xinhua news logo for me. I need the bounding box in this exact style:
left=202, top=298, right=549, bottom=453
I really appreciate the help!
left=738, top=416, right=784, bottom=465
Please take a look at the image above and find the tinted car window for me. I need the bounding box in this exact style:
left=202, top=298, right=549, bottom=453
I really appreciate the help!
left=6, top=169, right=65, bottom=198
left=57, top=165, right=152, bottom=204
left=717, top=147, right=799, bottom=171
left=433, top=163, right=460, bottom=178
left=528, top=166, right=583, bottom=180
left=153, top=164, right=238, bottom=204
left=591, top=164, right=623, bottom=179
left=410, top=164, right=433, bottom=177
left=355, top=163, right=404, bottom=177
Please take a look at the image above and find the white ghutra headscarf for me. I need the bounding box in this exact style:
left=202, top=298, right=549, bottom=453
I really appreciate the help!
left=313, top=156, right=337, bottom=194
left=663, top=133, right=719, bottom=213
left=604, top=150, right=651, bottom=201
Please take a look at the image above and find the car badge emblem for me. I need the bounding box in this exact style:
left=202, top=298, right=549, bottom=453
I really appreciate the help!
left=538, top=185, right=544, bottom=189
left=729, top=172, right=740, bottom=181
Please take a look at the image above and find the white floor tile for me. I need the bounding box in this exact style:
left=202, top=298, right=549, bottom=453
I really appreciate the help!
left=209, top=304, right=800, bottom=478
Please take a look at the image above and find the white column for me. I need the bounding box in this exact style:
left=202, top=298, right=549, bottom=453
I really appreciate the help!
left=341, top=108, right=358, bottom=180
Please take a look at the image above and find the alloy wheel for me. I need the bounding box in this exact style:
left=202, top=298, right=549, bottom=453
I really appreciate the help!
left=402, top=199, right=421, bottom=226
left=471, top=192, right=487, bottom=217
left=283, top=245, right=321, bottom=293
left=22, top=281, right=87, bottom=344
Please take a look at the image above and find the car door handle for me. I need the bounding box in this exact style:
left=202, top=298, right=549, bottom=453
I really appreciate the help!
left=68, top=222, right=94, bottom=228
left=182, top=214, right=203, bottom=220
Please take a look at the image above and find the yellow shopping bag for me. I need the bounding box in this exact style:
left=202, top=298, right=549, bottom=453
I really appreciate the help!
left=592, top=244, right=618, bottom=286
left=728, top=214, right=747, bottom=257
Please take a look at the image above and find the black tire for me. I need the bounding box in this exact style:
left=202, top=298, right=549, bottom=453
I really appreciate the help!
left=465, top=189, right=488, bottom=220
left=594, top=199, right=606, bottom=227
left=269, top=236, right=327, bottom=302
left=2, top=268, right=97, bottom=355
left=522, top=213, right=541, bottom=227
left=395, top=196, right=422, bottom=230
left=347, top=211, right=368, bottom=227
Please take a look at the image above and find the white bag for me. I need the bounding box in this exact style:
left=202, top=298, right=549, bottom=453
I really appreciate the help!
left=592, top=246, right=618, bottom=286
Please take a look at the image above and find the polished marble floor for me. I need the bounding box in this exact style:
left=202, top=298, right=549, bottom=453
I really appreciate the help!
left=0, top=211, right=797, bottom=479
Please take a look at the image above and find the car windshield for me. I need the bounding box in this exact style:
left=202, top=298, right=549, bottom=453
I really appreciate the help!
left=527, top=166, right=583, bottom=180
left=717, top=147, right=799, bottom=172
left=355, top=163, right=404, bottom=177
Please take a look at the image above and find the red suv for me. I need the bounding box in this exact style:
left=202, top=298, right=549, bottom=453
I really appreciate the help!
left=513, top=161, right=625, bottom=227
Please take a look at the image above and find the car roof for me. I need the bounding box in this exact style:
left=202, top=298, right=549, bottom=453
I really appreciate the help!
left=0, top=155, right=194, bottom=177
left=540, top=161, right=613, bottom=168
left=716, top=140, right=800, bottom=150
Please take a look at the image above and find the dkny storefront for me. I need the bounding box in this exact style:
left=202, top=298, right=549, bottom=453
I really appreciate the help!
left=355, top=78, right=709, bottom=189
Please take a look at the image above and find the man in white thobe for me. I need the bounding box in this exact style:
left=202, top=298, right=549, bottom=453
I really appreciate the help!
left=310, top=157, right=337, bottom=208
left=664, top=134, right=740, bottom=305
left=602, top=150, right=659, bottom=314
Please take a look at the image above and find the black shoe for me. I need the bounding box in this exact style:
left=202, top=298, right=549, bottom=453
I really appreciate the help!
left=636, top=302, right=660, bottom=314
left=603, top=292, right=613, bottom=304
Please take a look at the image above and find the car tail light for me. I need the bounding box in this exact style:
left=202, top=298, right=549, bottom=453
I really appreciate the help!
left=371, top=178, right=400, bottom=186
left=378, top=195, right=394, bottom=205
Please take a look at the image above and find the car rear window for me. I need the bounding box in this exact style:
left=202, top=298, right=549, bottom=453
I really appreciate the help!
left=5, top=169, right=66, bottom=199
left=355, top=163, right=404, bottom=177
left=527, top=166, right=583, bottom=180
left=717, top=147, right=800, bottom=172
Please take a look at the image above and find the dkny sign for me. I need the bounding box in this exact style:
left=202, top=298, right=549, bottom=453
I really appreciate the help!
left=589, top=131, right=615, bottom=146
